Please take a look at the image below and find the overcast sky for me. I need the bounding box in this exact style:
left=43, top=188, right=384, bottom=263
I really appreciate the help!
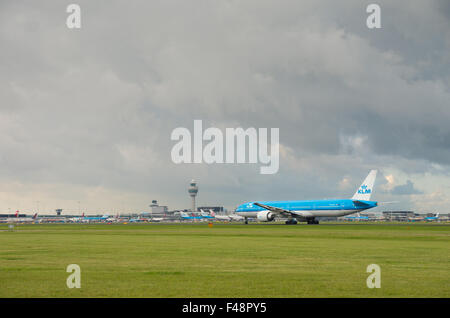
left=0, top=0, right=449, bottom=214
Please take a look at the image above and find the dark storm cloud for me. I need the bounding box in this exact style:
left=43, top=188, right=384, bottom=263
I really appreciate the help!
left=0, top=0, right=449, bottom=211
left=391, top=180, right=423, bottom=195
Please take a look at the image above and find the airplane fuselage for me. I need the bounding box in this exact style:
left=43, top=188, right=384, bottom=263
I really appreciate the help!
left=235, top=199, right=377, bottom=219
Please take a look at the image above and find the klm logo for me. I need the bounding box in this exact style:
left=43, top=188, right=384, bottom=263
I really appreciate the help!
left=358, top=184, right=372, bottom=194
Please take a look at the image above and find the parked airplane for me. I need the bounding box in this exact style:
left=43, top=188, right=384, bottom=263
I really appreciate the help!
left=236, top=170, right=378, bottom=225
left=228, top=214, right=244, bottom=221
left=129, top=217, right=145, bottom=223
left=425, top=213, right=440, bottom=222
left=343, top=212, right=370, bottom=221
left=6, top=212, right=38, bottom=223
left=80, top=214, right=110, bottom=222
left=199, top=210, right=215, bottom=219
left=408, top=215, right=424, bottom=222
left=205, top=209, right=245, bottom=222
left=207, top=210, right=230, bottom=221
left=180, top=211, right=203, bottom=220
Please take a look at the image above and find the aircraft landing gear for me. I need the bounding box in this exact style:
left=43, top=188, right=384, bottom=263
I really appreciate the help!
left=307, top=218, right=319, bottom=224
left=244, top=217, right=248, bottom=225
left=285, top=219, right=298, bottom=225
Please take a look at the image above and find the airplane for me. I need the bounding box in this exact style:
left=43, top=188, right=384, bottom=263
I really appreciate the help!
left=105, top=214, right=120, bottom=222
left=69, top=216, right=83, bottom=223
left=5, top=210, right=35, bottom=223
left=197, top=209, right=245, bottom=222
left=424, top=213, right=440, bottom=222
left=223, top=210, right=245, bottom=222
left=206, top=209, right=245, bottom=222
left=105, top=217, right=119, bottom=223
left=235, top=170, right=378, bottom=225
left=80, top=214, right=110, bottom=222
left=129, top=217, right=145, bottom=223
left=138, top=212, right=164, bottom=222
left=149, top=217, right=164, bottom=222
left=199, top=209, right=215, bottom=219
left=6, top=214, right=38, bottom=223
left=29, top=213, right=41, bottom=223
left=408, top=215, right=424, bottom=222
left=343, top=212, right=370, bottom=221
left=180, top=211, right=203, bottom=220
left=206, top=210, right=231, bottom=221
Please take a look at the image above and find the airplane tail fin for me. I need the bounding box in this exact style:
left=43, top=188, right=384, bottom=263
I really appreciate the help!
left=352, top=170, right=377, bottom=201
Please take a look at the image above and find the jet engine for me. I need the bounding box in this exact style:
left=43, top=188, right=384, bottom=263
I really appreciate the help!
left=256, top=211, right=275, bottom=222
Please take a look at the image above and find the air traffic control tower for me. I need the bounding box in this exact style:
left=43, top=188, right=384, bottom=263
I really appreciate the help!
left=188, top=179, right=198, bottom=212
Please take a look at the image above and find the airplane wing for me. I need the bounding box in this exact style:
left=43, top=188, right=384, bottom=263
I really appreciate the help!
left=253, top=202, right=313, bottom=218
left=352, top=200, right=372, bottom=207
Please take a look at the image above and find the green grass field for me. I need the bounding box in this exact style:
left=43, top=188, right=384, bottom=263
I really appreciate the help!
left=0, top=222, right=449, bottom=298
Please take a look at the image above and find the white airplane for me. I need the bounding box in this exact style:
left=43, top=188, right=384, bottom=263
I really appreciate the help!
left=227, top=212, right=244, bottom=222
left=343, top=212, right=370, bottom=221
left=106, top=215, right=119, bottom=222
left=6, top=211, right=38, bottom=223
left=199, top=209, right=215, bottom=220
left=204, top=210, right=230, bottom=221
left=69, top=212, right=110, bottom=223
left=204, top=209, right=245, bottom=222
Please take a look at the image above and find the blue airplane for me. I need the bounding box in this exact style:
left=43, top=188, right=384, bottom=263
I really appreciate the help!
left=180, top=211, right=204, bottom=220
left=424, top=213, right=440, bottom=222
left=82, top=214, right=110, bottom=221
left=236, top=170, right=378, bottom=225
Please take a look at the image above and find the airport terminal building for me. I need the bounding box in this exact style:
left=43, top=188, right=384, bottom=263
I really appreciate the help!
left=382, top=211, right=415, bottom=221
